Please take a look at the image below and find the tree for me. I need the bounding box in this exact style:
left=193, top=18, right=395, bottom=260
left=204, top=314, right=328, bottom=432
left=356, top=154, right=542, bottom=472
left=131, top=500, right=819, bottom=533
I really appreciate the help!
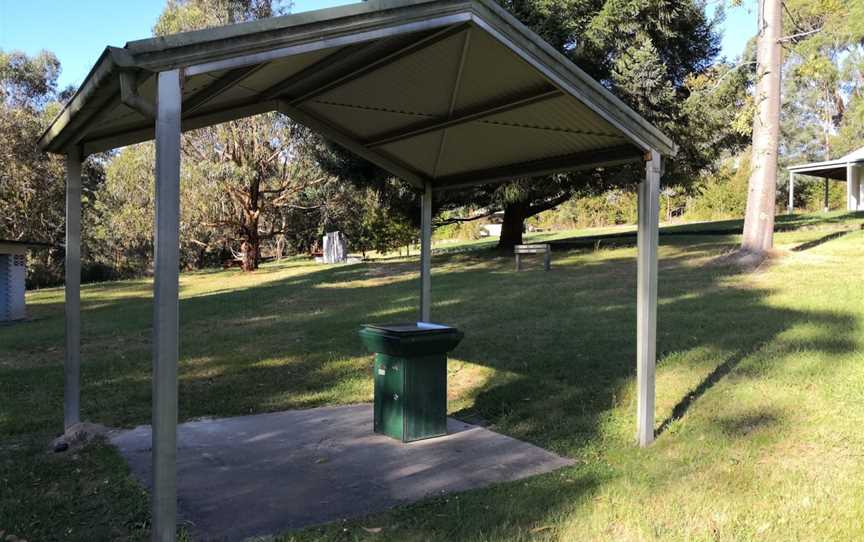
left=183, top=115, right=329, bottom=270
left=741, top=0, right=782, bottom=254
left=301, top=128, right=427, bottom=245
left=0, top=49, right=106, bottom=286
left=782, top=1, right=864, bottom=158
left=94, top=141, right=235, bottom=275
left=742, top=0, right=864, bottom=254
left=154, top=0, right=327, bottom=271
left=298, top=0, right=737, bottom=250
left=478, top=0, right=730, bottom=249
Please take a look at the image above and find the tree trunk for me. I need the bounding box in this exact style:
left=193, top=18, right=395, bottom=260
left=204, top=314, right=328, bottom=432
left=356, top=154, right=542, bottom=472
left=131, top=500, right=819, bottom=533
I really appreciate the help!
left=239, top=175, right=262, bottom=272
left=275, top=234, right=285, bottom=261
left=498, top=201, right=526, bottom=250
left=741, top=0, right=782, bottom=254
left=240, top=210, right=260, bottom=272
left=240, top=233, right=259, bottom=272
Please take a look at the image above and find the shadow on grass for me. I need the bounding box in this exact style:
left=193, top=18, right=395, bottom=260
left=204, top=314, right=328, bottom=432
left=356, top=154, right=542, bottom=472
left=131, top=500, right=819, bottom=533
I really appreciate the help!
left=791, top=227, right=861, bottom=252
left=656, top=345, right=760, bottom=437
left=543, top=210, right=864, bottom=251
left=0, top=232, right=860, bottom=540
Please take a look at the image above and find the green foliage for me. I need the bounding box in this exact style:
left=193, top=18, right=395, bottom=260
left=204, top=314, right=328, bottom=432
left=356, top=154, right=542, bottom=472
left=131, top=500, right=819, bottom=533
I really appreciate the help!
left=0, top=49, right=60, bottom=108
left=90, top=142, right=233, bottom=275
left=682, top=154, right=751, bottom=221
left=533, top=189, right=639, bottom=229
left=354, top=189, right=419, bottom=255
left=0, top=48, right=107, bottom=287
left=611, top=35, right=677, bottom=123
left=780, top=0, right=864, bottom=165
left=797, top=177, right=847, bottom=212
left=433, top=209, right=486, bottom=241
left=153, top=0, right=286, bottom=34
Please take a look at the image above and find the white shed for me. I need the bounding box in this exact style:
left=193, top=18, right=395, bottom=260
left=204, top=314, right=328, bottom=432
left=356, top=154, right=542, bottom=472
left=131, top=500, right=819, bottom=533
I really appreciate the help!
left=0, top=241, right=42, bottom=322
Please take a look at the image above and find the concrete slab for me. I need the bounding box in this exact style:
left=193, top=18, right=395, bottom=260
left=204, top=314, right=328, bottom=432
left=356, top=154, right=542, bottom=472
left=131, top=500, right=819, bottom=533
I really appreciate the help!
left=110, top=404, right=574, bottom=541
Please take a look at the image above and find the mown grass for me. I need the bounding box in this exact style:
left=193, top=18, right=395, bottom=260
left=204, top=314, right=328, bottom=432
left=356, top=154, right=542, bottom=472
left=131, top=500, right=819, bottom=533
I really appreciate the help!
left=2, top=211, right=863, bottom=541
left=426, top=209, right=864, bottom=254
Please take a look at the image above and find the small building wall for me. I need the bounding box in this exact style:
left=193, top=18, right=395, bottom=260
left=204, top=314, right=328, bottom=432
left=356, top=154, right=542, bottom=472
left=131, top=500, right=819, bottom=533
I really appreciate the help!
left=849, top=166, right=863, bottom=211
left=858, top=169, right=864, bottom=211
left=0, top=244, right=28, bottom=322
left=480, top=224, right=502, bottom=237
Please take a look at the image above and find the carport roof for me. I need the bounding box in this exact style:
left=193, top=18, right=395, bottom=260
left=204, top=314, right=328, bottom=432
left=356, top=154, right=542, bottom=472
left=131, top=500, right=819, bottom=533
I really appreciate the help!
left=787, top=147, right=864, bottom=181
left=38, top=0, right=676, bottom=190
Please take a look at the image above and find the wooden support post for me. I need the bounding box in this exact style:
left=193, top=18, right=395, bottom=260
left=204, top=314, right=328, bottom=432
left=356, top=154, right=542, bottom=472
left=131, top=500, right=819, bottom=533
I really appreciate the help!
left=420, top=181, right=432, bottom=322
left=64, top=152, right=82, bottom=431
left=636, top=150, right=661, bottom=447
left=544, top=249, right=551, bottom=271
left=787, top=171, right=794, bottom=214
left=515, top=253, right=521, bottom=271
left=152, top=69, right=181, bottom=542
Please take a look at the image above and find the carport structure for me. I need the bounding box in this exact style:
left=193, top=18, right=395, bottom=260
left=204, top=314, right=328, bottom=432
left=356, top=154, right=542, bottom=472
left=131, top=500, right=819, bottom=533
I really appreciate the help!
left=37, top=0, right=676, bottom=539
left=787, top=146, right=864, bottom=213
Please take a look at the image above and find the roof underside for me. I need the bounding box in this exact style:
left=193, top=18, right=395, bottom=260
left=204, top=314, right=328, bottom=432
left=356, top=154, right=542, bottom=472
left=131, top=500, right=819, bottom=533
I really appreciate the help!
left=38, top=0, right=676, bottom=190
left=788, top=146, right=864, bottom=181
left=788, top=163, right=849, bottom=181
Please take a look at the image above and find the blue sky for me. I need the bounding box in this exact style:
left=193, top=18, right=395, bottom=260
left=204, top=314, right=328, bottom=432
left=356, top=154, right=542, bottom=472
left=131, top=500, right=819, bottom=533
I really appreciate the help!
left=1, top=0, right=757, bottom=91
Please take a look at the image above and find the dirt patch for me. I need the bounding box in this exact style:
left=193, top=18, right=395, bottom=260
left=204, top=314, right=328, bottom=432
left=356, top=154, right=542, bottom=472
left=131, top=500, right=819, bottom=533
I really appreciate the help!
left=50, top=422, right=113, bottom=454
left=708, top=248, right=786, bottom=273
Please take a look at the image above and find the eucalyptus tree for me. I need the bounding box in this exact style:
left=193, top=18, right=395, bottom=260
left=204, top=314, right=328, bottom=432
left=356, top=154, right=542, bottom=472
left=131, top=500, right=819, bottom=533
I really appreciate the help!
left=154, top=0, right=326, bottom=271
left=310, top=0, right=746, bottom=249
left=742, top=0, right=864, bottom=255
left=0, top=50, right=107, bottom=285
left=464, top=0, right=742, bottom=248
left=741, top=0, right=782, bottom=254
left=0, top=50, right=65, bottom=249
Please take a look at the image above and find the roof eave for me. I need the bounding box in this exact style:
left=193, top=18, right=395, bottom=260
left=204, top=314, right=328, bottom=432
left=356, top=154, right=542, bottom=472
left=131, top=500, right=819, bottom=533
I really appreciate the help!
left=38, top=47, right=138, bottom=154
left=788, top=158, right=864, bottom=173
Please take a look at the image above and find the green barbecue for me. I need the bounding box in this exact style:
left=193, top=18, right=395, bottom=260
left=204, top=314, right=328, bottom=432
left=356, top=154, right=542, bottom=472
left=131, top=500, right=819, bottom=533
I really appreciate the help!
left=359, top=323, right=463, bottom=442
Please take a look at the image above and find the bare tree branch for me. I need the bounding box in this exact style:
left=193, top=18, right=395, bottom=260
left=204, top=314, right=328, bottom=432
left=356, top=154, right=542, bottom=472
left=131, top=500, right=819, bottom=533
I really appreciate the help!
left=435, top=208, right=500, bottom=226
left=779, top=26, right=823, bottom=43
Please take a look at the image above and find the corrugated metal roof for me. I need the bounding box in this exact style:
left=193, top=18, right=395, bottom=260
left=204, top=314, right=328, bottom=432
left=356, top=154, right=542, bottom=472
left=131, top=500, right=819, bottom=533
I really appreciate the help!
left=303, top=100, right=434, bottom=139
left=38, top=0, right=676, bottom=189
left=434, top=121, right=623, bottom=177
left=482, top=94, right=623, bottom=139
left=378, top=130, right=444, bottom=174
left=841, top=146, right=864, bottom=161
left=238, top=49, right=336, bottom=93
left=451, top=27, right=548, bottom=111
left=317, top=31, right=466, bottom=117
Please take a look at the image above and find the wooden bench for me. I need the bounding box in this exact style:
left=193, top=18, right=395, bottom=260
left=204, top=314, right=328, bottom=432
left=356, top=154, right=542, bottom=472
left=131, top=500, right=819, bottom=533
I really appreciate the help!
left=514, top=244, right=551, bottom=271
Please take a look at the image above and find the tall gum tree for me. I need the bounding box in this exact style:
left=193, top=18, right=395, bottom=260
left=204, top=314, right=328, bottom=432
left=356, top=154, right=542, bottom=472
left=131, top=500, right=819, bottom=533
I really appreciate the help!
left=154, top=0, right=314, bottom=272
left=486, top=0, right=728, bottom=249
left=741, top=0, right=782, bottom=254
left=305, top=0, right=737, bottom=251
left=741, top=0, right=864, bottom=253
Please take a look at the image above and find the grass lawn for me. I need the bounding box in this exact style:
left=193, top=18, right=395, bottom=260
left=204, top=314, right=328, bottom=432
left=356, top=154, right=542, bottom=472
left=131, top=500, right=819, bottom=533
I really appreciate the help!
left=426, top=209, right=864, bottom=255
left=2, top=211, right=864, bottom=541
